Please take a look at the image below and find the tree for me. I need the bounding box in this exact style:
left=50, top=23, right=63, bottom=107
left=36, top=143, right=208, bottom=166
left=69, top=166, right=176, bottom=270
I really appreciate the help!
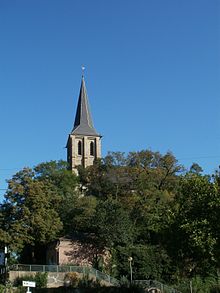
left=167, top=173, right=220, bottom=277
left=0, top=166, right=63, bottom=260
left=93, top=199, right=134, bottom=247
left=127, top=150, right=183, bottom=193
left=114, top=244, right=172, bottom=281
left=78, top=159, right=116, bottom=198
left=190, top=163, right=203, bottom=174
left=34, top=161, right=80, bottom=233
left=64, top=195, right=97, bottom=233
left=82, top=151, right=183, bottom=202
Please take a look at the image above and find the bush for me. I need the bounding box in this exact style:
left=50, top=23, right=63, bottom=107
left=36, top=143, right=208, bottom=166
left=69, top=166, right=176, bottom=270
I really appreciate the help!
left=14, top=275, right=35, bottom=287
left=119, top=276, right=130, bottom=288
left=175, top=276, right=220, bottom=293
left=78, top=272, right=102, bottom=288
left=35, top=272, right=48, bottom=288
left=64, top=272, right=80, bottom=288
left=210, top=285, right=220, bottom=293
left=14, top=272, right=48, bottom=288
left=0, top=284, right=5, bottom=293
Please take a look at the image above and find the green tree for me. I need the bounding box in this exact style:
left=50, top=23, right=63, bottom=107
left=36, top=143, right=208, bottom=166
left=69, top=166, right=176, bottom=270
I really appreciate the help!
left=0, top=166, right=63, bottom=259
left=64, top=195, right=97, bottom=233
left=34, top=160, right=79, bottom=234
left=167, top=173, right=220, bottom=277
left=114, top=244, right=172, bottom=281
left=190, top=163, right=203, bottom=174
left=93, top=199, right=134, bottom=247
left=127, top=150, right=183, bottom=193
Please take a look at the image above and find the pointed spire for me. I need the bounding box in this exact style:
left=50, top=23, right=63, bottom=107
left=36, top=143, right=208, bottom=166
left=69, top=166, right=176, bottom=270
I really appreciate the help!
left=71, top=76, right=99, bottom=136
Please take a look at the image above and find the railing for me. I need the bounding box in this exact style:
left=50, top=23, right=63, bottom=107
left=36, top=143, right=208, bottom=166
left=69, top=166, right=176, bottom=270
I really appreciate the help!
left=10, top=265, right=181, bottom=292
left=10, top=264, right=119, bottom=286
left=134, top=280, right=182, bottom=293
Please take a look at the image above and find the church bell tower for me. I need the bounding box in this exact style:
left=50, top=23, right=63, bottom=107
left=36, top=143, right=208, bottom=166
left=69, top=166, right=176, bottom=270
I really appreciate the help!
left=66, top=75, right=101, bottom=173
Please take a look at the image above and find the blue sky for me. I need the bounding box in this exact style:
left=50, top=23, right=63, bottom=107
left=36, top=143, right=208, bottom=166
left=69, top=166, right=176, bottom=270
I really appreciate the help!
left=0, top=0, right=219, bottom=200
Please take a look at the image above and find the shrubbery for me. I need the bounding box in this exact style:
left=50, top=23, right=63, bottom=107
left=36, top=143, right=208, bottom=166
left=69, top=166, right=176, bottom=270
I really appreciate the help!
left=15, top=272, right=48, bottom=288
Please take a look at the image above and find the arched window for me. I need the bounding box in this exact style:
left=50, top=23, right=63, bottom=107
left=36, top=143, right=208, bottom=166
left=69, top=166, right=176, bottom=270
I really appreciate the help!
left=90, top=141, right=94, bottom=156
left=78, top=141, right=82, bottom=155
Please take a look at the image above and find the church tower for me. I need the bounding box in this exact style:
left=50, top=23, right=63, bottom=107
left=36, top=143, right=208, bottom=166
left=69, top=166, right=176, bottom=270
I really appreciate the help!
left=66, top=75, right=101, bottom=173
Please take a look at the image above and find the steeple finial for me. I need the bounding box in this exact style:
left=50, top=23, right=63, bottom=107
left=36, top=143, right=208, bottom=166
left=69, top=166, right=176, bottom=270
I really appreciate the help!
left=81, top=65, right=85, bottom=77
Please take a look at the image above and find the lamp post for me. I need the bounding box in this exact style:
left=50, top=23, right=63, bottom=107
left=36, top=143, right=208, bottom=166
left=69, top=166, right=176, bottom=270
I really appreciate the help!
left=190, top=280, right=193, bottom=293
left=128, top=256, right=133, bottom=283
left=4, top=246, right=8, bottom=285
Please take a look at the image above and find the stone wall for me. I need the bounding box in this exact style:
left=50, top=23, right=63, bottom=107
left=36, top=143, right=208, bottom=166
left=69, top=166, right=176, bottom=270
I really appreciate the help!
left=9, top=271, right=80, bottom=288
left=9, top=270, right=112, bottom=288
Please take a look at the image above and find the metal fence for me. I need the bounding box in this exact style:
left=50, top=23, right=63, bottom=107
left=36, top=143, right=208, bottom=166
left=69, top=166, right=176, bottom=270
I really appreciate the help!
left=10, top=264, right=119, bottom=286
left=134, top=280, right=182, bottom=293
left=10, top=265, right=181, bottom=292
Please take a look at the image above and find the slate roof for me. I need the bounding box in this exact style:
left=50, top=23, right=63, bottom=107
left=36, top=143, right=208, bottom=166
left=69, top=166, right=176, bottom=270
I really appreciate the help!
left=71, top=77, right=99, bottom=136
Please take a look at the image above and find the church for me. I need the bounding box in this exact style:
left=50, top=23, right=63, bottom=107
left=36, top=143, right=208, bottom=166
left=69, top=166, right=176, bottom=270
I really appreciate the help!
left=66, top=75, right=102, bottom=173
left=46, top=76, right=105, bottom=267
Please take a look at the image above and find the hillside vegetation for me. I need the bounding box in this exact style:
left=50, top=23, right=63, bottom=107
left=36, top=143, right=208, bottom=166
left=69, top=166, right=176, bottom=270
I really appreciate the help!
left=0, top=150, right=220, bottom=289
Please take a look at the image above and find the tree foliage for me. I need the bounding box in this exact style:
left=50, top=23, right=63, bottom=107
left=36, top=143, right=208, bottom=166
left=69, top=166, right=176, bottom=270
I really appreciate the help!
left=94, top=199, right=134, bottom=247
left=0, top=152, right=219, bottom=288
left=0, top=166, right=63, bottom=253
left=0, top=161, right=78, bottom=252
left=167, top=173, right=220, bottom=276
